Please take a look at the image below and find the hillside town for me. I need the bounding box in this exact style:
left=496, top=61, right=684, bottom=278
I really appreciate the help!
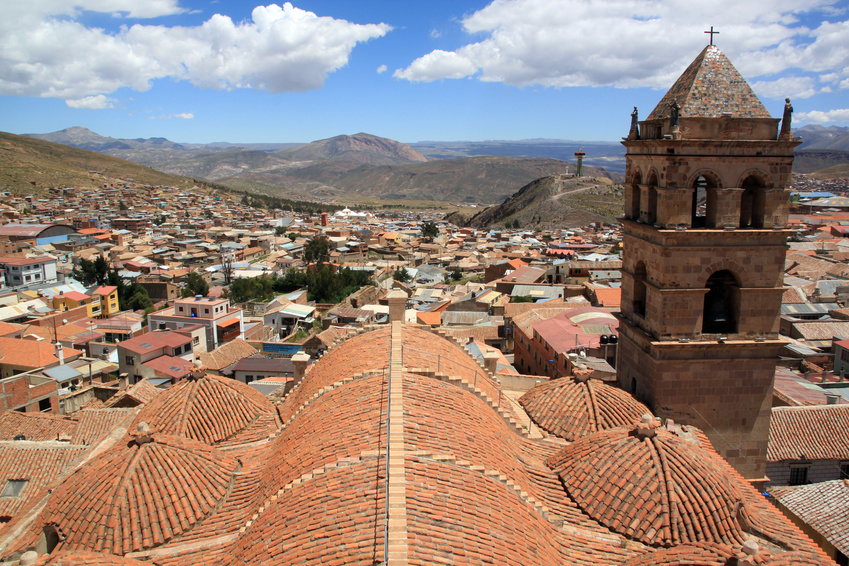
left=0, top=45, right=848, bottom=566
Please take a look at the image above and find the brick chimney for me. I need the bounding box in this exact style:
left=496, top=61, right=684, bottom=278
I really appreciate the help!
left=386, top=289, right=407, bottom=323
left=483, top=350, right=499, bottom=375
left=292, top=352, right=311, bottom=387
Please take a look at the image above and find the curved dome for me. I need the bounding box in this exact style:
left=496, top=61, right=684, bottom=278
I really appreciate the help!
left=622, top=542, right=834, bottom=566
left=39, top=431, right=239, bottom=555
left=547, top=419, right=746, bottom=547
left=133, top=373, right=276, bottom=446
left=519, top=375, right=649, bottom=440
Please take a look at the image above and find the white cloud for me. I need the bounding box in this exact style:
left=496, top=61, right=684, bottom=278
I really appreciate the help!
left=752, top=76, right=818, bottom=100
left=151, top=112, right=194, bottom=119
left=796, top=108, right=849, bottom=125
left=430, top=29, right=441, bottom=39
left=0, top=2, right=391, bottom=100
left=394, top=50, right=477, bottom=82
left=65, top=94, right=116, bottom=109
left=396, top=0, right=848, bottom=90
left=376, top=64, right=388, bottom=74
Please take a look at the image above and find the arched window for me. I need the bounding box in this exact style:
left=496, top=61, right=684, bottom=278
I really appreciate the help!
left=629, top=170, right=642, bottom=220
left=646, top=170, right=658, bottom=225
left=702, top=270, right=739, bottom=334
left=633, top=261, right=647, bottom=317
left=740, top=175, right=766, bottom=228
left=691, top=174, right=718, bottom=228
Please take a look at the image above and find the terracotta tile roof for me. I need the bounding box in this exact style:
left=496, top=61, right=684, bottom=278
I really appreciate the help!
left=0, top=337, right=83, bottom=369
left=141, top=354, right=194, bottom=378
left=104, top=378, right=162, bottom=408
left=0, top=441, right=89, bottom=518
left=197, top=338, right=257, bottom=371
left=415, top=310, right=441, bottom=326
left=232, top=459, right=386, bottom=565
left=547, top=421, right=748, bottom=547
left=72, top=408, right=137, bottom=445
left=767, top=404, right=849, bottom=461
left=37, top=433, right=240, bottom=555
left=623, top=541, right=832, bottom=566
left=647, top=45, right=771, bottom=120
left=34, top=550, right=149, bottom=565
left=0, top=411, right=77, bottom=442
left=594, top=287, right=621, bottom=308
left=278, top=327, right=391, bottom=425
left=519, top=376, right=650, bottom=440
left=0, top=408, right=136, bottom=446
left=133, top=374, right=278, bottom=447
left=770, top=479, right=849, bottom=557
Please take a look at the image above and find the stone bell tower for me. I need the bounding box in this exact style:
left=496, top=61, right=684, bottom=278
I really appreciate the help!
left=616, top=44, right=800, bottom=482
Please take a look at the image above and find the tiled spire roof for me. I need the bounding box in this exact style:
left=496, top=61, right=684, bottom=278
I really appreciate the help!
left=547, top=421, right=748, bottom=547
left=646, top=45, right=771, bottom=121
left=519, top=375, right=649, bottom=440
left=133, top=373, right=277, bottom=446
left=39, top=433, right=239, bottom=555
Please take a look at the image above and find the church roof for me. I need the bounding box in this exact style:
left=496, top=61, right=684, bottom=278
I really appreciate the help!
left=519, top=375, right=650, bottom=440
left=646, top=45, right=771, bottom=121
left=1, top=325, right=831, bottom=565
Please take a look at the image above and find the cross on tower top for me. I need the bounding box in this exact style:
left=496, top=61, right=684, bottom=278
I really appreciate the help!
left=704, top=26, right=719, bottom=46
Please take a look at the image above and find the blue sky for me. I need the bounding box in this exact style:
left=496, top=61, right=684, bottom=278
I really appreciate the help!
left=1, top=0, right=848, bottom=144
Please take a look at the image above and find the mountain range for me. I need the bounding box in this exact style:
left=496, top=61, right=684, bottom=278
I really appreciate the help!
left=23, top=128, right=613, bottom=204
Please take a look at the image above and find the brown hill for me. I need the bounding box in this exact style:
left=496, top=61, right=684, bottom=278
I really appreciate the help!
left=453, top=174, right=623, bottom=229
left=0, top=131, right=198, bottom=193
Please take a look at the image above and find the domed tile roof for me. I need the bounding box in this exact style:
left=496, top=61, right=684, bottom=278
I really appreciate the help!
left=519, top=374, right=650, bottom=440
left=622, top=541, right=834, bottom=566
left=547, top=417, right=747, bottom=547
left=39, top=425, right=239, bottom=555
left=133, top=373, right=277, bottom=446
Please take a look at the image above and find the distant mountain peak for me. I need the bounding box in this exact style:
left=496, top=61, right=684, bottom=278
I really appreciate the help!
left=276, top=132, right=428, bottom=166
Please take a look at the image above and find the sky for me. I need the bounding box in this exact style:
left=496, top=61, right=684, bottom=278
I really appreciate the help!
left=0, top=0, right=848, bottom=144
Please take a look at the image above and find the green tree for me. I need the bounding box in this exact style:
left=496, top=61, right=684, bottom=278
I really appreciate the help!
left=451, top=269, right=463, bottom=281
left=181, top=272, right=210, bottom=298
left=393, top=267, right=411, bottom=283
left=420, top=221, right=439, bottom=241
left=275, top=226, right=287, bottom=236
left=288, top=232, right=299, bottom=241
left=73, top=256, right=109, bottom=286
left=304, top=237, right=330, bottom=264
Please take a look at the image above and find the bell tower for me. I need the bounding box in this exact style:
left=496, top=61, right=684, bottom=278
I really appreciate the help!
left=616, top=44, right=800, bottom=481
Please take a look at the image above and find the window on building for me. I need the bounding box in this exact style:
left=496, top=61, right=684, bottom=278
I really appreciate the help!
left=125, top=356, right=135, bottom=366
left=633, top=261, right=647, bottom=317
left=24, top=275, right=31, bottom=282
left=204, top=308, right=209, bottom=314
left=245, top=375, right=254, bottom=383
left=158, top=323, right=167, bottom=330
left=740, top=175, right=767, bottom=229
left=0, top=480, right=28, bottom=498
left=789, top=465, right=809, bottom=486
left=840, top=462, right=849, bottom=480
left=193, top=337, right=199, bottom=345
left=38, top=398, right=51, bottom=412
left=702, top=270, right=740, bottom=334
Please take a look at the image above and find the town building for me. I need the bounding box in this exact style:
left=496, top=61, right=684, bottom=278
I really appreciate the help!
left=147, top=295, right=243, bottom=351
